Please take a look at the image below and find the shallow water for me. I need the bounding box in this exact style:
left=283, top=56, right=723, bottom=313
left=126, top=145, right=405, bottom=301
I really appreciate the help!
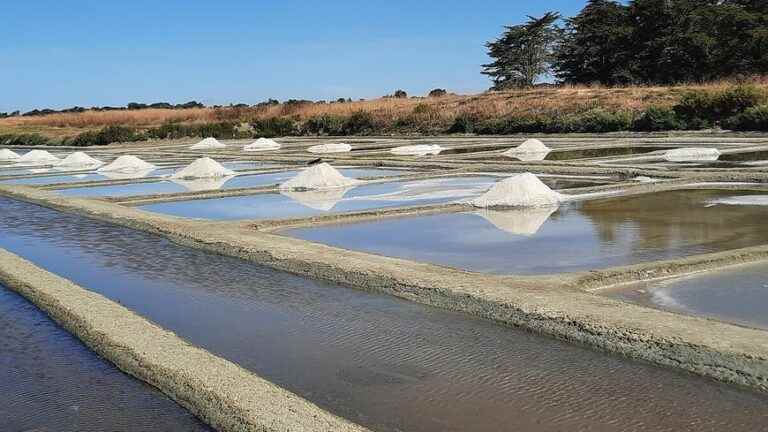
left=0, top=285, right=209, bottom=431
left=0, top=196, right=766, bottom=431
left=56, top=167, right=411, bottom=197
left=507, top=146, right=672, bottom=161
left=2, top=167, right=178, bottom=187
left=285, top=190, right=768, bottom=274
left=606, top=262, right=768, bottom=330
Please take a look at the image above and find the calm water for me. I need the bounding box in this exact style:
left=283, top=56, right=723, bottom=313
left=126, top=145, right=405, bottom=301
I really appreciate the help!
left=56, top=168, right=411, bottom=197
left=0, top=285, right=209, bottom=431
left=607, top=262, right=768, bottom=330
left=0, top=196, right=766, bottom=431
left=285, top=190, right=768, bottom=274
left=140, top=176, right=603, bottom=221
left=505, top=146, right=672, bottom=161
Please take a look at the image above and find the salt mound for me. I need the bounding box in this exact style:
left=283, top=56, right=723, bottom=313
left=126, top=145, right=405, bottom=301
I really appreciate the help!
left=279, top=163, right=360, bottom=190
left=472, top=173, right=562, bottom=208
left=280, top=187, right=352, bottom=211
left=171, top=176, right=233, bottom=192
left=0, top=149, right=20, bottom=161
left=244, top=138, right=281, bottom=152
left=632, top=176, right=655, bottom=183
left=171, top=157, right=234, bottom=179
left=17, top=150, right=61, bottom=165
left=502, top=139, right=551, bottom=161
left=98, top=155, right=156, bottom=173
left=476, top=206, right=557, bottom=236
left=307, top=143, right=352, bottom=154
left=58, top=152, right=103, bottom=168
left=664, top=148, right=721, bottom=162
left=390, top=144, right=443, bottom=156
left=190, top=137, right=226, bottom=150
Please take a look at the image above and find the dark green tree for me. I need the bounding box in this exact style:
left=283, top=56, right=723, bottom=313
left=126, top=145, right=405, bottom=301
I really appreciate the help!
left=482, top=12, right=561, bottom=89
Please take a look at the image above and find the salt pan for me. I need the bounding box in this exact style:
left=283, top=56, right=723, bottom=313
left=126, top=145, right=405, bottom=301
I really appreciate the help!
left=307, top=143, right=352, bottom=154
left=190, top=137, right=226, bottom=150
left=171, top=176, right=233, bottom=192
left=476, top=206, right=557, bottom=236
left=502, top=139, right=551, bottom=161
left=244, top=138, right=281, bottom=152
left=664, top=148, right=721, bottom=162
left=280, top=163, right=360, bottom=190
left=172, top=157, right=234, bottom=179
left=390, top=144, right=443, bottom=156
left=472, top=173, right=562, bottom=208
left=0, top=149, right=20, bottom=161
left=98, top=155, right=156, bottom=173
left=280, top=187, right=352, bottom=211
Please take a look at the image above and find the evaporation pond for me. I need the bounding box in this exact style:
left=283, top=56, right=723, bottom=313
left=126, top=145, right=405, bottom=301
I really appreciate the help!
left=1, top=196, right=766, bottom=432
left=284, top=190, right=768, bottom=274
left=605, top=261, right=768, bottom=330
left=505, top=146, right=673, bottom=161
left=0, top=285, right=209, bottom=432
left=57, top=167, right=412, bottom=197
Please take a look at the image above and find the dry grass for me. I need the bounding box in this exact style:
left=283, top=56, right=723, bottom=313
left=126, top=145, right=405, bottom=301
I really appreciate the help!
left=3, top=79, right=766, bottom=138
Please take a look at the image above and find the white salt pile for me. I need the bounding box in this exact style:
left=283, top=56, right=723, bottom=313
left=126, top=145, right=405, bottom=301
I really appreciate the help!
left=502, top=139, right=551, bottom=161
left=171, top=157, right=234, bottom=179
left=307, top=143, right=352, bottom=154
left=476, top=207, right=557, bottom=236
left=279, top=163, right=360, bottom=190
left=17, top=150, right=61, bottom=165
left=98, top=155, right=156, bottom=173
left=632, top=176, right=656, bottom=183
left=390, top=144, right=444, bottom=156
left=664, top=148, right=721, bottom=162
left=280, top=187, right=352, bottom=211
left=472, top=173, right=563, bottom=208
left=0, top=149, right=20, bottom=161
left=190, top=137, right=226, bottom=150
left=244, top=138, right=281, bottom=152
left=171, top=176, right=233, bottom=192
left=58, top=152, right=103, bottom=168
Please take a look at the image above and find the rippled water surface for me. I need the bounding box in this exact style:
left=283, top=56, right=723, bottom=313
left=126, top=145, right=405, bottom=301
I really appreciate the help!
left=1, top=196, right=767, bottom=431
left=0, top=285, right=209, bottom=431
left=285, top=190, right=768, bottom=274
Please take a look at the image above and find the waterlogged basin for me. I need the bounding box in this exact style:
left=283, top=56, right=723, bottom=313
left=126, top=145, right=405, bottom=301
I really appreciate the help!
left=284, top=190, right=768, bottom=274
left=605, top=262, right=768, bottom=330
left=0, top=285, right=209, bottom=432
left=56, top=167, right=413, bottom=198
left=504, top=146, right=673, bottom=161
left=0, top=196, right=766, bottom=431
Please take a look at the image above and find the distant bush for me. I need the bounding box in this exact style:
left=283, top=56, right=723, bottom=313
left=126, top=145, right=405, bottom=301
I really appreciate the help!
left=302, top=115, right=345, bottom=135
left=146, top=122, right=240, bottom=139
left=251, top=117, right=296, bottom=137
left=674, top=84, right=767, bottom=128
left=428, top=88, right=447, bottom=98
left=0, top=133, right=52, bottom=146
left=342, top=111, right=376, bottom=135
left=568, top=109, right=633, bottom=133
left=447, top=113, right=478, bottom=133
left=66, top=125, right=146, bottom=146
left=633, top=106, right=682, bottom=131
left=393, top=90, right=408, bottom=98
left=722, top=105, right=768, bottom=131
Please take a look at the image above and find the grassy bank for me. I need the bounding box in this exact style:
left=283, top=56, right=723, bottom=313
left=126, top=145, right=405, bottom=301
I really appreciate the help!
left=3, top=79, right=768, bottom=147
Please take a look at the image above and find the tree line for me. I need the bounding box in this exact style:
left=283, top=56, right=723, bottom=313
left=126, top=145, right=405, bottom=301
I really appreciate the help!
left=483, top=0, right=768, bottom=88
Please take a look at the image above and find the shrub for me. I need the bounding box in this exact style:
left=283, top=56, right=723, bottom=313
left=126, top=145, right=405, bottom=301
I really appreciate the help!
left=302, top=114, right=345, bottom=135
left=0, top=133, right=52, bottom=146
left=447, top=113, right=477, bottom=133
left=674, top=84, right=767, bottom=128
left=632, top=106, right=683, bottom=131
left=67, top=125, right=145, bottom=146
left=251, top=117, right=296, bottom=137
left=342, top=111, right=376, bottom=135
left=146, top=123, right=194, bottom=139
left=393, top=90, right=407, bottom=98
left=570, top=109, right=633, bottom=133
left=196, top=122, right=237, bottom=139
left=722, top=105, right=768, bottom=131
left=428, top=88, right=447, bottom=98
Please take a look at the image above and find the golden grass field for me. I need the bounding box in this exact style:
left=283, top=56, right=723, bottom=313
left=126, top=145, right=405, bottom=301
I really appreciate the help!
left=3, top=79, right=766, bottom=138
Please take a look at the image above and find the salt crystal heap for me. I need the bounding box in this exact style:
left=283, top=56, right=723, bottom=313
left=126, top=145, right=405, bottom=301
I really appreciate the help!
left=472, top=173, right=563, bottom=208
left=307, top=143, right=352, bottom=154
left=190, top=137, right=226, bottom=150
left=17, top=150, right=61, bottom=165
left=502, top=139, right=551, bottom=161
left=171, top=157, right=234, bottom=179
left=664, top=147, right=721, bottom=162
left=244, top=138, right=281, bottom=152
left=390, top=144, right=444, bottom=156
left=0, top=149, right=20, bottom=161
left=98, top=155, right=156, bottom=173
left=279, top=163, right=360, bottom=190
left=58, top=152, right=103, bottom=168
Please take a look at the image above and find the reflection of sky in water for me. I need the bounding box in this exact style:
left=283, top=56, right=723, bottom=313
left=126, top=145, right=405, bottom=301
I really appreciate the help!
left=285, top=190, right=768, bottom=274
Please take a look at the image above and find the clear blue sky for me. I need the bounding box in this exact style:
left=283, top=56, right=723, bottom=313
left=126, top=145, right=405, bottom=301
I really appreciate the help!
left=1, top=0, right=587, bottom=112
